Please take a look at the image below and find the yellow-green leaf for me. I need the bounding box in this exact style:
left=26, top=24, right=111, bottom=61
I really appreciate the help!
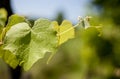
left=52, top=20, right=75, bottom=45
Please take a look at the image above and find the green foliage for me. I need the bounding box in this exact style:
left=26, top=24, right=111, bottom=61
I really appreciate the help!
left=0, top=11, right=75, bottom=71
left=0, top=8, right=7, bottom=27
left=0, top=8, right=7, bottom=43
left=5, top=14, right=28, bottom=32
left=0, top=8, right=120, bottom=79
left=0, top=46, right=19, bottom=68
left=52, top=20, right=75, bottom=45
left=0, top=14, right=27, bottom=45
left=2, top=19, right=58, bottom=71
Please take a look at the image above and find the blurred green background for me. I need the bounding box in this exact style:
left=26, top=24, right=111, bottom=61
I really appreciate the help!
left=1, top=0, right=120, bottom=79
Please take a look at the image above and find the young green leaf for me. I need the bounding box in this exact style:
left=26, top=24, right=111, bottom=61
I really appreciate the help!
left=52, top=20, right=75, bottom=45
left=0, top=14, right=29, bottom=45
left=0, top=8, right=7, bottom=45
left=3, top=19, right=57, bottom=71
left=5, top=14, right=27, bottom=32
left=0, top=45, right=19, bottom=68
left=0, top=8, right=7, bottom=27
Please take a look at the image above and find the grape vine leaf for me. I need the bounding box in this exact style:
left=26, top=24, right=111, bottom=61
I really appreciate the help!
left=0, top=8, right=7, bottom=27
left=5, top=14, right=27, bottom=32
left=3, top=19, right=57, bottom=71
left=0, top=14, right=28, bottom=45
left=0, top=8, right=7, bottom=45
left=0, top=45, right=19, bottom=68
left=52, top=20, right=75, bottom=45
